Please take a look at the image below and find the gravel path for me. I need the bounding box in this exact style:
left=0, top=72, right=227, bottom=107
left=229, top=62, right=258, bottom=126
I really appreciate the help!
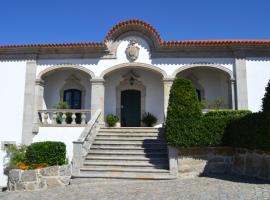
left=1, top=176, right=270, bottom=200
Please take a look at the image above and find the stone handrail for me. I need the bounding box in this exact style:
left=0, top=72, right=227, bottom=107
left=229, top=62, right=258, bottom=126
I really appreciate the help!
left=72, top=109, right=101, bottom=176
left=38, top=109, right=92, bottom=126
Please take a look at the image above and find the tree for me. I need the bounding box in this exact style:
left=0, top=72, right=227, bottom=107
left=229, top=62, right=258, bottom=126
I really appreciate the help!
left=165, top=78, right=202, bottom=146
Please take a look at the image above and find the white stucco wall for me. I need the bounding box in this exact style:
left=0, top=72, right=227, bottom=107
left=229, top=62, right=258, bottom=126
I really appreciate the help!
left=36, top=36, right=234, bottom=80
left=0, top=61, right=26, bottom=186
left=246, top=59, right=270, bottom=112
left=33, top=127, right=84, bottom=162
left=43, top=70, right=91, bottom=109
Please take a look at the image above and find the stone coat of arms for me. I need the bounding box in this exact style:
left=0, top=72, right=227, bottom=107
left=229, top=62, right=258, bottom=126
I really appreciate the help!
left=125, top=40, right=140, bottom=62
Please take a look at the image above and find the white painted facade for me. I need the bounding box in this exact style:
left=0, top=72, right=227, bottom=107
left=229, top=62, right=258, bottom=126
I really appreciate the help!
left=0, top=61, right=26, bottom=186
left=0, top=20, right=270, bottom=186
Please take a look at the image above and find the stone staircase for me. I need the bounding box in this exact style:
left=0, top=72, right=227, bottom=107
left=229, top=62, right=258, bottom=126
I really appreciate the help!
left=76, top=127, right=175, bottom=179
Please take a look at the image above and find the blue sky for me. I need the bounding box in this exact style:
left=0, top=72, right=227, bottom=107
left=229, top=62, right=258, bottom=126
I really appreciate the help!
left=0, top=0, right=269, bottom=45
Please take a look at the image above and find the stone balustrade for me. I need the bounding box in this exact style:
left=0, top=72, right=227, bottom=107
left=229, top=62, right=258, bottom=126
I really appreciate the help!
left=38, top=109, right=92, bottom=126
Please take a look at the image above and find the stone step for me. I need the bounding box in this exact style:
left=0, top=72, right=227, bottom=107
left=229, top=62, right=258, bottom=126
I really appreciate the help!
left=87, top=151, right=168, bottom=156
left=97, top=133, right=161, bottom=137
left=99, top=128, right=160, bottom=133
left=85, top=156, right=168, bottom=161
left=91, top=144, right=167, bottom=149
left=80, top=167, right=169, bottom=173
left=90, top=146, right=167, bottom=151
left=83, top=161, right=169, bottom=168
left=93, top=140, right=165, bottom=145
left=96, top=136, right=162, bottom=140
left=73, top=172, right=174, bottom=180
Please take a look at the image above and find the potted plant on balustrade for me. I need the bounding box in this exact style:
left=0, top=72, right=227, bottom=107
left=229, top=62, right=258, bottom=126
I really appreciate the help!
left=106, top=114, right=120, bottom=127
left=55, top=101, right=72, bottom=124
left=54, top=101, right=82, bottom=124
left=142, top=112, right=157, bottom=127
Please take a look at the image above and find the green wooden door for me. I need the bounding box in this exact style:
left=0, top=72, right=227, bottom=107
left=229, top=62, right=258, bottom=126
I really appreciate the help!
left=121, top=90, right=141, bottom=127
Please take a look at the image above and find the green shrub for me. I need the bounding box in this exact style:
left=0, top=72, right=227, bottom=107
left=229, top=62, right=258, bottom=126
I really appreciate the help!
left=106, top=114, right=119, bottom=127
left=262, top=80, right=270, bottom=115
left=223, top=112, right=262, bottom=149
left=202, top=110, right=251, bottom=146
left=5, top=144, right=27, bottom=166
left=25, top=141, right=66, bottom=166
left=4, top=144, right=27, bottom=175
left=165, top=78, right=202, bottom=146
left=224, top=80, right=270, bottom=151
left=142, top=112, right=157, bottom=127
left=165, top=77, right=270, bottom=151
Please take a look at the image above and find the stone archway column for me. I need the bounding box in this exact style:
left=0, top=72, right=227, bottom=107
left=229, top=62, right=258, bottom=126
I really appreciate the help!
left=22, top=61, right=37, bottom=145
left=233, top=57, right=248, bottom=109
left=90, top=78, right=105, bottom=125
left=163, top=77, right=174, bottom=121
left=230, top=78, right=236, bottom=110
left=32, top=79, right=45, bottom=134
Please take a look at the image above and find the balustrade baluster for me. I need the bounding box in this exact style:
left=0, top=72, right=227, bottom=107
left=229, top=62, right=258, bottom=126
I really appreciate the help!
left=52, top=112, right=57, bottom=124
left=81, top=113, right=86, bottom=125
left=71, top=112, right=76, bottom=125
left=43, top=112, right=48, bottom=124
left=62, top=112, right=67, bottom=125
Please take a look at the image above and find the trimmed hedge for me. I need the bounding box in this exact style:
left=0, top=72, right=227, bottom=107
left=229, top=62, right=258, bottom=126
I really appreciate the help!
left=165, top=77, right=252, bottom=148
left=25, top=141, right=66, bottom=166
left=202, top=110, right=251, bottom=146
left=224, top=80, right=270, bottom=151
left=165, top=78, right=202, bottom=147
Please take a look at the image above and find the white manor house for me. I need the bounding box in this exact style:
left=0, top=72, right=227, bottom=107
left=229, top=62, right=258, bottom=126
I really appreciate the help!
left=1, top=20, right=270, bottom=185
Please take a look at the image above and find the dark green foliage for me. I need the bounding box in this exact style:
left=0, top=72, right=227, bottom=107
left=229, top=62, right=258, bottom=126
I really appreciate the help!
left=202, top=110, right=251, bottom=146
left=142, top=112, right=157, bottom=127
left=4, top=144, right=27, bottom=175
left=25, top=141, right=66, bottom=166
left=165, top=78, right=202, bottom=146
left=223, top=112, right=262, bottom=149
left=165, top=77, right=270, bottom=150
left=106, top=114, right=119, bottom=127
left=262, top=80, right=270, bottom=115
left=224, top=80, right=270, bottom=151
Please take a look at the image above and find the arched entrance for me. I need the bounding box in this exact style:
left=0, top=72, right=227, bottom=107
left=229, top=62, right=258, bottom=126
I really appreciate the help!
left=102, top=65, right=165, bottom=127
left=175, top=65, right=234, bottom=109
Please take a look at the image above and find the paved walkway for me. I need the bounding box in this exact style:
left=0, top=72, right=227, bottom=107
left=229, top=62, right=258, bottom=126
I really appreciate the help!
left=1, top=176, right=270, bottom=200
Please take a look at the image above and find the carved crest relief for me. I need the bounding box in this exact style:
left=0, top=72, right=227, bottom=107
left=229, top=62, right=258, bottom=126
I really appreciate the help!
left=125, top=40, right=140, bottom=62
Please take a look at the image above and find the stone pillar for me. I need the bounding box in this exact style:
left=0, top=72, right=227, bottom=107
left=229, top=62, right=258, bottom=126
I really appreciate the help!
left=32, top=79, right=45, bottom=134
left=230, top=79, right=236, bottom=110
left=22, top=61, right=37, bottom=145
left=90, top=78, right=105, bottom=124
left=233, top=57, right=248, bottom=109
left=163, top=77, right=174, bottom=120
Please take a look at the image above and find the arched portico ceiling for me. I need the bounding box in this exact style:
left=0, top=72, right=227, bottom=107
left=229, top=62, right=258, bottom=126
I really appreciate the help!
left=37, top=65, right=95, bottom=80
left=172, top=63, right=234, bottom=79
left=100, top=62, right=167, bottom=78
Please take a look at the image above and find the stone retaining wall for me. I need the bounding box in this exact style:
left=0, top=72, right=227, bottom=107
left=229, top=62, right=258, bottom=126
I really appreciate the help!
left=177, top=147, right=270, bottom=181
left=8, top=165, right=71, bottom=191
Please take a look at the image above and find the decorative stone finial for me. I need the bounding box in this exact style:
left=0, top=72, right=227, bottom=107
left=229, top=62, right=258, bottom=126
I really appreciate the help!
left=125, top=40, right=140, bottom=62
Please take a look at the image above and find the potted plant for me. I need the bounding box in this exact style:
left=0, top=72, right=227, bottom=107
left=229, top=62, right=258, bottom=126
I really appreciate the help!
left=55, top=101, right=72, bottom=124
left=142, top=112, right=157, bottom=127
left=106, top=114, right=119, bottom=127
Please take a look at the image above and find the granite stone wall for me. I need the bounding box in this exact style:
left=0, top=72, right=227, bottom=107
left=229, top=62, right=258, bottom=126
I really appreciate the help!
left=8, top=165, right=71, bottom=191
left=177, top=147, right=270, bottom=181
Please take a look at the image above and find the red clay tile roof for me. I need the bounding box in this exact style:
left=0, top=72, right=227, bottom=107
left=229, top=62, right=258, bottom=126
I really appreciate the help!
left=0, top=42, right=105, bottom=49
left=1, top=19, right=270, bottom=49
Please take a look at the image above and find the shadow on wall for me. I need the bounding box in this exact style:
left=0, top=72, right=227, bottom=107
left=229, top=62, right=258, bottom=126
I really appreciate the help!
left=177, top=147, right=270, bottom=184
